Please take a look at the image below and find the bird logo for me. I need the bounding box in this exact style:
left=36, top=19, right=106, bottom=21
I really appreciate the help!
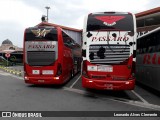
left=31, top=29, right=51, bottom=37
left=95, top=16, right=125, bottom=26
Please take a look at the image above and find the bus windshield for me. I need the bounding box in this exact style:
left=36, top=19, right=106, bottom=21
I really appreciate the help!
left=87, top=13, right=134, bottom=32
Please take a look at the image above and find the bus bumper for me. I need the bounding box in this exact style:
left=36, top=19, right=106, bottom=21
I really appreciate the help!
left=24, top=76, right=65, bottom=85
left=82, top=76, right=135, bottom=90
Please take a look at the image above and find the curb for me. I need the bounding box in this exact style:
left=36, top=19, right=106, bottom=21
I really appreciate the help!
left=0, top=65, right=23, bottom=77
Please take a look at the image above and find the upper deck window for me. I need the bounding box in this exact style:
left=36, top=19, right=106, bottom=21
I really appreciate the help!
left=25, top=27, right=58, bottom=41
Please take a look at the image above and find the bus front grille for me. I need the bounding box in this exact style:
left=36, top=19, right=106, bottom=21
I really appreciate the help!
left=89, top=44, right=130, bottom=64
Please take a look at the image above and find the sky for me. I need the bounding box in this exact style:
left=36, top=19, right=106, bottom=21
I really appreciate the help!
left=0, top=0, right=160, bottom=47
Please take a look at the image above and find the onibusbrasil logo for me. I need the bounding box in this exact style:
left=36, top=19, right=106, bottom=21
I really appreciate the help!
left=1, top=112, right=42, bottom=118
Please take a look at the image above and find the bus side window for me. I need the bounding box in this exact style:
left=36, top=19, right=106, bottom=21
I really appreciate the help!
left=141, top=37, right=146, bottom=54
left=158, top=31, right=160, bottom=51
left=138, top=38, right=144, bottom=54
left=66, top=39, right=72, bottom=46
left=137, top=38, right=141, bottom=54
left=62, top=31, right=78, bottom=49
left=158, top=31, right=160, bottom=44
left=146, top=47, right=149, bottom=53
left=152, top=33, right=157, bottom=53
left=148, top=34, right=154, bottom=53
left=145, top=35, right=154, bottom=53
left=149, top=47, right=153, bottom=53
left=158, top=45, right=160, bottom=52
left=136, top=49, right=139, bottom=54
left=155, top=31, right=160, bottom=52
left=63, top=31, right=72, bottom=47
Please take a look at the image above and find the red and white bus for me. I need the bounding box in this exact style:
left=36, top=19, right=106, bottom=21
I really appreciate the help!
left=82, top=12, right=137, bottom=90
left=24, top=22, right=82, bottom=85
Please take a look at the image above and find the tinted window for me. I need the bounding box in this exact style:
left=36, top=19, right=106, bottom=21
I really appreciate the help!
left=27, top=51, right=55, bottom=66
left=62, top=31, right=80, bottom=49
left=137, top=30, right=160, bottom=54
left=136, top=19, right=144, bottom=27
left=87, top=13, right=134, bottom=32
left=25, top=27, right=58, bottom=41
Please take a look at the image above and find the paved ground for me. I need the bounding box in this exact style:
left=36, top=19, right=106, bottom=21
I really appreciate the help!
left=0, top=69, right=159, bottom=119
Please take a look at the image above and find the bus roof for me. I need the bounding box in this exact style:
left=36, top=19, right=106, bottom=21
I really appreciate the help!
left=36, top=22, right=82, bottom=32
left=136, top=7, right=160, bottom=18
left=89, top=12, right=132, bottom=15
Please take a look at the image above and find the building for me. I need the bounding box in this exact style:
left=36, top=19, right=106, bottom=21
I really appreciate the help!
left=136, top=7, right=160, bottom=37
left=0, top=39, right=23, bottom=53
left=0, top=39, right=23, bottom=64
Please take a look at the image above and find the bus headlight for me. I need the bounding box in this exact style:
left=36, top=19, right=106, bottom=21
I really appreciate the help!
left=87, top=65, right=97, bottom=71
left=54, top=77, right=59, bottom=80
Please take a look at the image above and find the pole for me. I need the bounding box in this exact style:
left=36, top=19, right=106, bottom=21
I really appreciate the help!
left=47, top=9, right=48, bottom=22
left=45, top=6, right=50, bottom=22
left=7, top=57, right=8, bottom=67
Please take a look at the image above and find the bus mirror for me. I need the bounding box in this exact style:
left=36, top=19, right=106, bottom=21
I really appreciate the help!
left=82, top=49, right=86, bottom=57
left=87, top=32, right=92, bottom=38
left=133, top=50, right=136, bottom=58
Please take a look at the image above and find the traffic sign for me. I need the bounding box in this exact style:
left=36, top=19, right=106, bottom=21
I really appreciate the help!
left=5, top=53, right=10, bottom=58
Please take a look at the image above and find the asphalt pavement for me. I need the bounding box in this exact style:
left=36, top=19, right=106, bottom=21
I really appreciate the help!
left=0, top=69, right=159, bottom=120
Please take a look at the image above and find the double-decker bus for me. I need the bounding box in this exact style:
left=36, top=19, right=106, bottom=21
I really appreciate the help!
left=136, top=27, right=160, bottom=92
left=24, top=23, right=82, bottom=85
left=82, top=12, right=137, bottom=90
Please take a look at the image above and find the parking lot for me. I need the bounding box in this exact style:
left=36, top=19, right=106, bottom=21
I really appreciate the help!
left=0, top=67, right=160, bottom=119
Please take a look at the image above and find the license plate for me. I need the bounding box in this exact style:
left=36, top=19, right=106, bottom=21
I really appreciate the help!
left=38, top=80, right=44, bottom=82
left=105, top=84, right=113, bottom=90
left=98, top=65, right=113, bottom=72
left=32, top=70, right=40, bottom=74
left=42, top=70, right=54, bottom=75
